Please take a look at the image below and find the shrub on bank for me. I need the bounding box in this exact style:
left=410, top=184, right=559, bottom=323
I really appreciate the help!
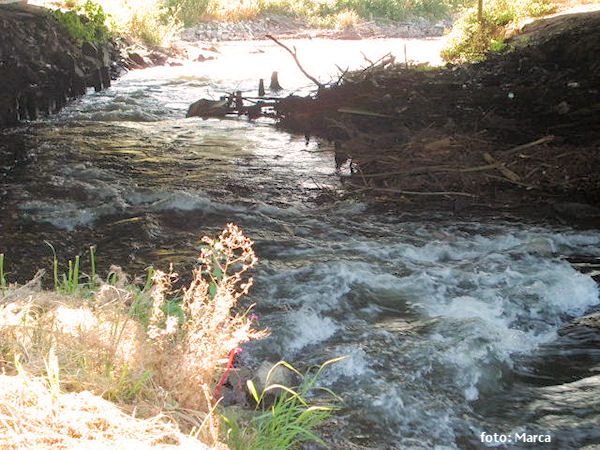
left=51, top=0, right=113, bottom=44
left=441, top=0, right=554, bottom=62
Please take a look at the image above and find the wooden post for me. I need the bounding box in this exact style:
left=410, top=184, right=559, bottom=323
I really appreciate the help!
left=269, top=71, right=282, bottom=91
left=235, top=91, right=243, bottom=114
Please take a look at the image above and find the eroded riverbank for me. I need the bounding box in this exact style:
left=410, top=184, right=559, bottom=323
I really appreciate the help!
left=0, top=3, right=120, bottom=127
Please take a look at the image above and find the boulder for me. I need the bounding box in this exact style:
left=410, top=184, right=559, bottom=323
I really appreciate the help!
left=126, top=51, right=149, bottom=69
left=253, top=360, right=295, bottom=394
left=186, top=98, right=230, bottom=118
left=559, top=312, right=600, bottom=336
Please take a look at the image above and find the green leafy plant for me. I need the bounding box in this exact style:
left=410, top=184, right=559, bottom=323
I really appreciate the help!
left=490, top=36, right=507, bottom=52
left=441, top=0, right=554, bottom=63
left=158, top=0, right=460, bottom=27
left=51, top=0, right=112, bottom=44
left=125, top=266, right=156, bottom=326
left=89, top=245, right=97, bottom=288
left=104, top=364, right=153, bottom=402
left=224, top=357, right=344, bottom=450
left=43, top=346, right=61, bottom=400
left=337, top=0, right=457, bottom=21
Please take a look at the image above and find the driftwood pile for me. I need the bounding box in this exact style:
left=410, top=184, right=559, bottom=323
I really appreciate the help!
left=187, top=12, right=600, bottom=221
left=275, top=11, right=600, bottom=220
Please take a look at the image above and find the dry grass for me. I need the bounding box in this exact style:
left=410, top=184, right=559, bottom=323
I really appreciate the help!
left=0, top=370, right=206, bottom=449
left=204, top=0, right=262, bottom=21
left=334, top=9, right=360, bottom=29
left=0, top=224, right=266, bottom=449
left=146, top=224, right=267, bottom=443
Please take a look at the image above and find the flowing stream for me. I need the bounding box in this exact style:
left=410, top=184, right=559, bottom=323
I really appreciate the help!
left=1, top=38, right=599, bottom=449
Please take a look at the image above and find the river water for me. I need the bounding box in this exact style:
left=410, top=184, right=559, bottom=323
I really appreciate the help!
left=1, top=38, right=599, bottom=449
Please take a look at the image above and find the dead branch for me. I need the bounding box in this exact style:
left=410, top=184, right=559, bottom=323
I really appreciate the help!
left=361, top=52, right=393, bottom=74
left=349, top=184, right=477, bottom=197
left=266, top=34, right=324, bottom=90
left=483, top=174, right=538, bottom=189
left=361, top=164, right=500, bottom=178
left=501, top=135, right=555, bottom=156
left=482, top=152, right=521, bottom=182
left=334, top=64, right=349, bottom=85
left=360, top=51, right=374, bottom=65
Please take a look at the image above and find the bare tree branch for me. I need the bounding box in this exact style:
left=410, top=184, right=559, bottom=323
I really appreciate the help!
left=265, top=34, right=324, bottom=90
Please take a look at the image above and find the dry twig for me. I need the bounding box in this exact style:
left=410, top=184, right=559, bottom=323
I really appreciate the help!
left=265, top=34, right=324, bottom=90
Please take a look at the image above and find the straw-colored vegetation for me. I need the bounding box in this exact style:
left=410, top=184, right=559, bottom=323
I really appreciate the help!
left=1, top=225, right=337, bottom=448
left=0, top=366, right=207, bottom=449
left=0, top=225, right=266, bottom=448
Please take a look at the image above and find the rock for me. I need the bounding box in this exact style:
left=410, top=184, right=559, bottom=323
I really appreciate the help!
left=553, top=202, right=600, bottom=220
left=127, top=51, right=149, bottom=68
left=563, top=255, right=600, bottom=282
left=220, top=405, right=256, bottom=424
left=338, top=29, right=361, bottom=40
left=195, top=54, right=215, bottom=62
left=186, top=98, right=230, bottom=118
left=98, top=44, right=111, bottom=66
left=148, top=52, right=168, bottom=66
left=556, top=100, right=570, bottom=114
left=82, top=54, right=101, bottom=69
left=253, top=360, right=295, bottom=394
left=177, top=13, right=446, bottom=43
left=81, top=40, right=98, bottom=58
left=558, top=312, right=600, bottom=336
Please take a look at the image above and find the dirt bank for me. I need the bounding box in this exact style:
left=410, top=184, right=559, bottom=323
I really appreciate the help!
left=274, top=11, right=600, bottom=226
left=0, top=3, right=119, bottom=127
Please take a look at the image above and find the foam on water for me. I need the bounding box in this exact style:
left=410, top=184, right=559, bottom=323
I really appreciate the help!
left=19, top=166, right=243, bottom=230
left=283, top=308, right=339, bottom=356
left=19, top=199, right=103, bottom=229
left=251, top=224, right=599, bottom=447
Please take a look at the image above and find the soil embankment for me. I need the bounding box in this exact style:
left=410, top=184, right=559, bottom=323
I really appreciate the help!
left=0, top=3, right=119, bottom=127
left=275, top=11, right=600, bottom=225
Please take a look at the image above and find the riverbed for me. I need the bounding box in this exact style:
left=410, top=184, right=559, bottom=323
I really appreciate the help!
left=1, top=38, right=599, bottom=449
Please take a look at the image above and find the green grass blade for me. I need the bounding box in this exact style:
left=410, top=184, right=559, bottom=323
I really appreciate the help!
left=44, top=241, right=59, bottom=290
left=89, top=245, right=97, bottom=287
left=247, top=379, right=261, bottom=405
left=0, top=253, right=6, bottom=288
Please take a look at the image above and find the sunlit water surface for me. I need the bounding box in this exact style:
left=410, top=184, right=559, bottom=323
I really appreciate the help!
left=1, top=38, right=599, bottom=449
